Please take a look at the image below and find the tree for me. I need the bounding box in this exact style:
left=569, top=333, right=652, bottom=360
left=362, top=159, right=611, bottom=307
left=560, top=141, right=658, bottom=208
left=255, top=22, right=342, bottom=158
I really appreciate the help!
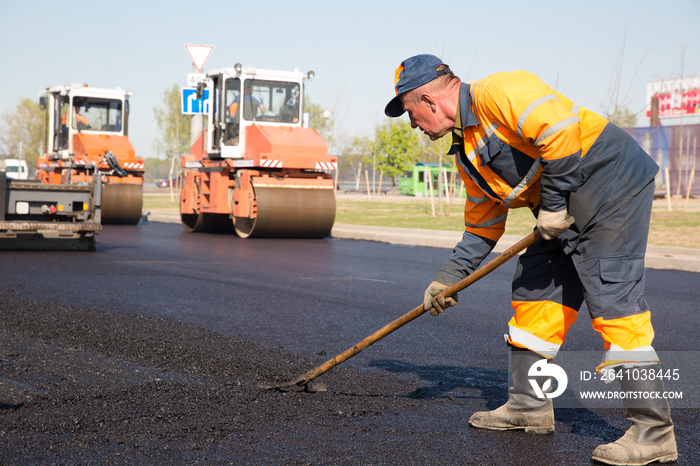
left=374, top=120, right=420, bottom=193
left=143, top=158, right=172, bottom=184
left=0, top=98, right=45, bottom=169
left=153, top=84, right=193, bottom=200
left=305, top=97, right=331, bottom=134
left=601, top=30, right=648, bottom=128
left=153, top=84, right=191, bottom=160
left=304, top=96, right=335, bottom=154
left=607, top=107, right=637, bottom=128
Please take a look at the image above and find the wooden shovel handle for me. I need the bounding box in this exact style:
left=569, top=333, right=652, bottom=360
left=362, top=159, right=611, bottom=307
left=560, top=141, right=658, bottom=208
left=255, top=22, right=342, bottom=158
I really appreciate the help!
left=270, top=229, right=542, bottom=389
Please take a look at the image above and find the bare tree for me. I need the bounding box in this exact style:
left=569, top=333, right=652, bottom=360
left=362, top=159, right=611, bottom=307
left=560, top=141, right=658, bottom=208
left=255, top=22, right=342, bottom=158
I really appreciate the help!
left=601, top=30, right=650, bottom=127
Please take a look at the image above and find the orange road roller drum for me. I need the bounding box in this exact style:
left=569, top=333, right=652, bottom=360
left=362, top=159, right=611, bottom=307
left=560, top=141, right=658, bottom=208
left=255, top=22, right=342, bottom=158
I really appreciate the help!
left=233, top=184, right=335, bottom=239
left=181, top=212, right=234, bottom=234
left=101, top=183, right=143, bottom=225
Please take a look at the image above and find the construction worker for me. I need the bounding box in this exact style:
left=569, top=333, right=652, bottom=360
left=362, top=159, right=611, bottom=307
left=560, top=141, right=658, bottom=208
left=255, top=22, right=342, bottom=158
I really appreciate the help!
left=61, top=100, right=90, bottom=130
left=228, top=85, right=265, bottom=119
left=385, top=54, right=676, bottom=465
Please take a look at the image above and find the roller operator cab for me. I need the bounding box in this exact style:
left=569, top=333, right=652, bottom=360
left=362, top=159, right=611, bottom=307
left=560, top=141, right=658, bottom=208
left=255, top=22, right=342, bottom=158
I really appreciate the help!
left=37, top=84, right=144, bottom=225
left=180, top=65, right=337, bottom=238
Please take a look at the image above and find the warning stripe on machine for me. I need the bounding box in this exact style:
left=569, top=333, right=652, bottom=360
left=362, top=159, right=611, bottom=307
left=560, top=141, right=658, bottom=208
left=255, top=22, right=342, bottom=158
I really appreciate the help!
left=260, top=160, right=283, bottom=168
left=69, top=160, right=144, bottom=170
left=316, top=161, right=337, bottom=170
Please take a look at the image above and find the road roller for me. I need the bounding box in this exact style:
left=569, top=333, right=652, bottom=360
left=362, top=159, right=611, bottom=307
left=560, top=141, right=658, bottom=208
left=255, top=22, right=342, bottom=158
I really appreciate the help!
left=180, top=64, right=337, bottom=238
left=0, top=169, right=102, bottom=251
left=37, top=84, right=144, bottom=225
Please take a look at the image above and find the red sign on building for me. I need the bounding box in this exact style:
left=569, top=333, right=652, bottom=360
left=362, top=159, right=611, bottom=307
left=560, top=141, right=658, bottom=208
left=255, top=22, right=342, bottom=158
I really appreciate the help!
left=646, top=77, right=700, bottom=119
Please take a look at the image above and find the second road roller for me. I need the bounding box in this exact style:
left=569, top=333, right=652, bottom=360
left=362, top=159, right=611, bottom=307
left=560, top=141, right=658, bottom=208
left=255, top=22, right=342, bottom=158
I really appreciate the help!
left=37, top=84, right=144, bottom=225
left=179, top=64, right=337, bottom=238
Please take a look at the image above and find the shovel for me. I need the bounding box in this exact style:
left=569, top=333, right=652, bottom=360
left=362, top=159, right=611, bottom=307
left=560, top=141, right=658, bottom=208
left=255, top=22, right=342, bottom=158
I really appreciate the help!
left=260, top=229, right=542, bottom=390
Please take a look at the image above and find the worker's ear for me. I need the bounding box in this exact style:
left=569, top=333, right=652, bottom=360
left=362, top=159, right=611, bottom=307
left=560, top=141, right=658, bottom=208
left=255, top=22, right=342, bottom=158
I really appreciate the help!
left=421, top=94, right=436, bottom=112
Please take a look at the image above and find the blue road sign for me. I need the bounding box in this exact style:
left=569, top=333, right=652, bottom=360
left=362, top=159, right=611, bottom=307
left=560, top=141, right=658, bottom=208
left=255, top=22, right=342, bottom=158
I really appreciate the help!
left=181, top=88, right=211, bottom=115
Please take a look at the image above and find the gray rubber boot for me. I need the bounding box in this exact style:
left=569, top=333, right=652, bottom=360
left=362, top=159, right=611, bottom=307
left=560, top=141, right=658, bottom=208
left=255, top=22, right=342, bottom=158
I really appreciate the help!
left=592, top=365, right=677, bottom=465
left=469, top=347, right=555, bottom=434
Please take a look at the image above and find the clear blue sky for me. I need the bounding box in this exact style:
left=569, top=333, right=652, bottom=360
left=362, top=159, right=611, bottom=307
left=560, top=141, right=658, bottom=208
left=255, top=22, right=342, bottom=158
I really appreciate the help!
left=1, top=0, right=698, bottom=159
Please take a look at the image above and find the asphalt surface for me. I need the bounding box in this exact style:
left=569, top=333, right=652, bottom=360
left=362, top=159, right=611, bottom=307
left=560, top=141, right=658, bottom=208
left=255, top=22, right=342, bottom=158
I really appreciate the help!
left=0, top=220, right=698, bottom=465
left=144, top=208, right=700, bottom=273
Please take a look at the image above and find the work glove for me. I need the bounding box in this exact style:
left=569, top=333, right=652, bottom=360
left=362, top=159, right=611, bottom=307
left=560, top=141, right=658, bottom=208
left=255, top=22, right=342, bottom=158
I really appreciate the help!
left=536, top=209, right=575, bottom=240
left=423, top=281, right=458, bottom=316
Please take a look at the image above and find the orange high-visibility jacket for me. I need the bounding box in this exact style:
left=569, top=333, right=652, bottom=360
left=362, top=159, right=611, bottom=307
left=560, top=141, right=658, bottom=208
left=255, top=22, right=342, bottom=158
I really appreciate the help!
left=434, top=71, right=658, bottom=285
left=61, top=111, right=89, bottom=127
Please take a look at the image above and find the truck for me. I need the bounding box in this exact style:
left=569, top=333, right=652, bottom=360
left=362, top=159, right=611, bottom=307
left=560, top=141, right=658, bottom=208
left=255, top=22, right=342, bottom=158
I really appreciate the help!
left=0, top=167, right=101, bottom=251
left=0, top=159, right=29, bottom=180
left=37, top=84, right=144, bottom=225
left=180, top=64, right=337, bottom=238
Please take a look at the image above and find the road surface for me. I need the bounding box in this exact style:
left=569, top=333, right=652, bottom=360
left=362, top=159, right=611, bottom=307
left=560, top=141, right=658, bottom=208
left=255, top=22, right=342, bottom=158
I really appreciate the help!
left=1, top=221, right=697, bottom=464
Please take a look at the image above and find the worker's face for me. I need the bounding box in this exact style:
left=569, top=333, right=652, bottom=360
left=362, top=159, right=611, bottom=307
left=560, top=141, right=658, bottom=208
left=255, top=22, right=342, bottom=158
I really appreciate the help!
left=403, top=95, right=451, bottom=141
